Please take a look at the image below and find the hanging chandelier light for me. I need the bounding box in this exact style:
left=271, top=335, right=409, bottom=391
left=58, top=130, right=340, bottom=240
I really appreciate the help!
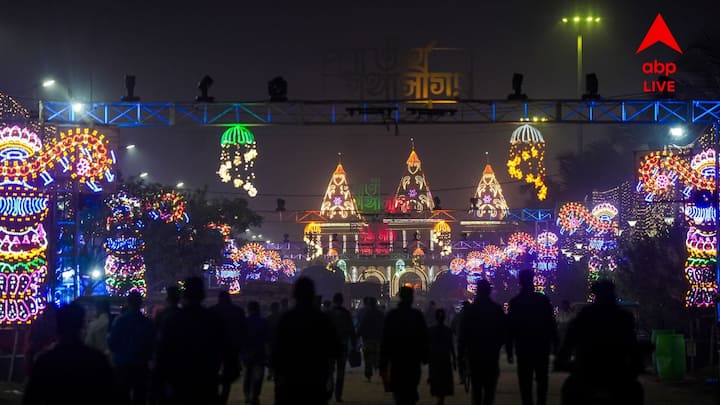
left=507, top=124, right=547, bottom=200
left=217, top=125, right=258, bottom=197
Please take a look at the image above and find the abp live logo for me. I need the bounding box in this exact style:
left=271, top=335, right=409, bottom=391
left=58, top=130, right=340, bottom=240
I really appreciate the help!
left=636, top=13, right=682, bottom=94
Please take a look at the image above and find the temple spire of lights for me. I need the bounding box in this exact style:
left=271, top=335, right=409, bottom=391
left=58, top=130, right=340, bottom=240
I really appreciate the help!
left=472, top=162, right=509, bottom=220
left=393, top=140, right=434, bottom=213
left=319, top=157, right=362, bottom=221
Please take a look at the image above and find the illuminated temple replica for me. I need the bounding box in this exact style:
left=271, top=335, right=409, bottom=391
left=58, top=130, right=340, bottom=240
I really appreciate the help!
left=294, top=143, right=551, bottom=296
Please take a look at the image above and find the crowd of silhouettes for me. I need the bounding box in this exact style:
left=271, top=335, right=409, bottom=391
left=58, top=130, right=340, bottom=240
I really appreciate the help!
left=21, top=269, right=643, bottom=405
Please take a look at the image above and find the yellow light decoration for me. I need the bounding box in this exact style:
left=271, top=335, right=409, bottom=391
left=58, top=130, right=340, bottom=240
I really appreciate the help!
left=303, top=222, right=323, bottom=261
left=394, top=143, right=435, bottom=213
left=217, top=125, right=258, bottom=197
left=320, top=162, right=362, bottom=220
left=472, top=164, right=509, bottom=219
left=431, top=221, right=452, bottom=256
left=507, top=124, right=547, bottom=201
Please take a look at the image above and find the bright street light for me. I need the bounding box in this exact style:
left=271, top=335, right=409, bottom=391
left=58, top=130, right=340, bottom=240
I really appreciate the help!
left=72, top=102, right=84, bottom=112
left=139, top=172, right=149, bottom=178
left=125, top=144, right=136, bottom=150
left=176, top=182, right=184, bottom=188
left=41, top=79, right=56, bottom=88
left=669, top=126, right=686, bottom=138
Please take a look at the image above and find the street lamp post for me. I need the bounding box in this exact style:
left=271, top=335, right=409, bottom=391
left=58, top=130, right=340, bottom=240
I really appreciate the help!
left=562, top=15, right=601, bottom=154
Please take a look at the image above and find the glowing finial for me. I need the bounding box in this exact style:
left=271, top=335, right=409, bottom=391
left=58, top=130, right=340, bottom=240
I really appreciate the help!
left=338, top=152, right=342, bottom=163
left=485, top=151, right=489, bottom=164
left=410, top=137, right=415, bottom=150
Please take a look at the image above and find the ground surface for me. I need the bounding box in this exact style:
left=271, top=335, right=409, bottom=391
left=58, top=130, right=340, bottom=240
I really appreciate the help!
left=0, top=360, right=715, bottom=404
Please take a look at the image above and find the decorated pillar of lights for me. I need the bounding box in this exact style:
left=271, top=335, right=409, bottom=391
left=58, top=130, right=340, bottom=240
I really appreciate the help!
left=0, top=123, right=115, bottom=324
left=534, top=231, right=559, bottom=294
left=431, top=221, right=452, bottom=256
left=638, top=147, right=718, bottom=307
left=303, top=222, right=323, bottom=261
left=216, top=125, right=258, bottom=197
left=507, top=124, right=547, bottom=201
left=557, top=202, right=617, bottom=299
left=104, top=194, right=147, bottom=297
left=208, top=222, right=242, bottom=294
left=505, top=231, right=536, bottom=279
left=471, top=163, right=509, bottom=219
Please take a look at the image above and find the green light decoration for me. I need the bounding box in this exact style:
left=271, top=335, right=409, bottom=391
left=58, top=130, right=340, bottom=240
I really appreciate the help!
left=217, top=125, right=258, bottom=197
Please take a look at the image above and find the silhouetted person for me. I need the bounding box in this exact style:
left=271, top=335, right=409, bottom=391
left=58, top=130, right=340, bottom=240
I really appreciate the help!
left=25, top=303, right=57, bottom=376
left=212, top=291, right=246, bottom=405
left=507, top=270, right=558, bottom=405
left=156, top=276, right=230, bottom=405
left=322, top=299, right=332, bottom=312
left=380, top=287, right=429, bottom=405
left=458, top=280, right=508, bottom=405
left=154, top=286, right=181, bottom=330
left=558, top=280, right=643, bottom=405
left=425, top=300, right=437, bottom=327
left=266, top=301, right=281, bottom=381
left=328, top=292, right=357, bottom=402
left=85, top=300, right=112, bottom=356
left=243, top=301, right=268, bottom=405
left=556, top=300, right=574, bottom=346
left=280, top=297, right=289, bottom=313
left=109, top=292, right=155, bottom=405
left=272, top=278, right=339, bottom=405
left=357, top=297, right=384, bottom=381
left=452, top=301, right=470, bottom=388
left=428, top=309, right=455, bottom=405
left=24, top=302, right=115, bottom=405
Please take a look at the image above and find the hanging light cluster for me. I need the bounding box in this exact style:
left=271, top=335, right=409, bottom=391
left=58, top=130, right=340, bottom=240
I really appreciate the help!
left=507, top=124, right=547, bottom=200
left=104, top=193, right=147, bottom=297
left=431, top=221, right=452, bottom=256
left=217, top=125, right=258, bottom=197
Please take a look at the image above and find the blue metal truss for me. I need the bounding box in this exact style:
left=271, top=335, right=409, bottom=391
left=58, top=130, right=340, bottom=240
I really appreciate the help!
left=505, top=209, right=553, bottom=222
left=39, top=99, right=720, bottom=127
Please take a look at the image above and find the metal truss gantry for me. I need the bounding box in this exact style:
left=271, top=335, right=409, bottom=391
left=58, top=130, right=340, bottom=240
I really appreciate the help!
left=40, top=99, right=720, bottom=127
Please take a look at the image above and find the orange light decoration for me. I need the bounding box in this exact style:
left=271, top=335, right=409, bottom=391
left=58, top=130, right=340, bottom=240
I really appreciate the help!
left=507, top=124, right=547, bottom=201
left=320, top=161, right=361, bottom=220
left=146, top=191, right=188, bottom=224
left=557, top=202, right=613, bottom=236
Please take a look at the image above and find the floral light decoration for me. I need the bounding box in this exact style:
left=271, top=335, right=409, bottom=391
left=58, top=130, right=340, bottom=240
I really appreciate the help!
left=104, top=193, right=147, bottom=297
left=449, top=257, right=466, bottom=275
left=303, top=222, right=323, bottom=261
left=507, top=124, right=547, bottom=201
left=507, top=232, right=536, bottom=255
left=0, top=123, right=115, bottom=324
left=146, top=191, right=189, bottom=224
left=217, top=125, right=258, bottom=197
left=431, top=221, right=452, bottom=256
left=280, top=259, right=297, bottom=277
left=637, top=146, right=718, bottom=307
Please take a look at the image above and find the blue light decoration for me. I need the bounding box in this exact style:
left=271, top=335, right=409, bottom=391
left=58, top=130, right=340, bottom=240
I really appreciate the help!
left=104, top=194, right=147, bottom=297
left=0, top=123, right=116, bottom=324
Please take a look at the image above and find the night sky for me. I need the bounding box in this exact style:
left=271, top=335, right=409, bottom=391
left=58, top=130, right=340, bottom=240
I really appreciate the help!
left=1, top=0, right=719, bottom=240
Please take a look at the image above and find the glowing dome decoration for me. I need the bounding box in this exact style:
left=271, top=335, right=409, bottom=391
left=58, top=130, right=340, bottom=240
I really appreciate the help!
left=104, top=193, right=147, bottom=297
left=472, top=164, right=509, bottom=220
left=320, top=160, right=361, bottom=221
left=217, top=125, right=258, bottom=197
left=147, top=191, right=188, bottom=224
left=431, top=221, right=452, bottom=256
left=0, top=126, right=42, bottom=161
left=393, top=142, right=434, bottom=213
left=507, top=124, right=547, bottom=200
left=591, top=203, right=619, bottom=224
left=637, top=145, right=718, bottom=307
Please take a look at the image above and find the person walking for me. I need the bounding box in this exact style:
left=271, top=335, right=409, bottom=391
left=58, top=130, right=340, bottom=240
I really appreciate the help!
left=357, top=297, right=384, bottom=382
left=211, top=291, right=246, bottom=405
left=243, top=301, right=268, bottom=405
left=428, top=309, right=455, bottom=405
left=424, top=300, right=437, bottom=328
left=109, top=292, right=155, bottom=405
left=85, top=300, right=112, bottom=356
left=556, top=300, right=574, bottom=346
left=507, top=269, right=558, bottom=405
left=156, top=277, right=231, bottom=405
left=458, top=280, right=508, bottom=405
left=154, top=286, right=181, bottom=330
left=272, top=278, right=339, bottom=405
left=557, top=280, right=643, bottom=405
left=380, top=286, right=429, bottom=405
left=24, top=303, right=116, bottom=405
left=327, top=293, right=357, bottom=402
left=266, top=302, right=281, bottom=381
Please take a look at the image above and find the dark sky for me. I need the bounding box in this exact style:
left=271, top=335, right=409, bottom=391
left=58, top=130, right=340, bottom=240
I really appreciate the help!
left=1, top=0, right=719, bottom=240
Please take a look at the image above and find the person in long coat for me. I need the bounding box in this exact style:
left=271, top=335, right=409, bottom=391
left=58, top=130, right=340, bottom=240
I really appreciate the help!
left=428, top=309, right=455, bottom=405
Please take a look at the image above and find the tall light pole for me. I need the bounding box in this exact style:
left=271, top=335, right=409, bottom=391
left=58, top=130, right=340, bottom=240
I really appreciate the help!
left=562, top=15, right=601, bottom=153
